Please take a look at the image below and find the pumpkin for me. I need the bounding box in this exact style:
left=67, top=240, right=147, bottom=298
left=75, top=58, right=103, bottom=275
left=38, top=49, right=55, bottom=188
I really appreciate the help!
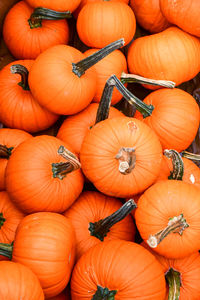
left=0, top=61, right=58, bottom=132
left=57, top=103, right=123, bottom=156
left=25, top=0, right=81, bottom=12
left=80, top=116, right=163, bottom=198
left=127, top=26, right=200, bottom=88
left=0, top=261, right=44, bottom=299
left=0, top=212, right=75, bottom=299
left=130, top=0, right=170, bottom=33
left=135, top=180, right=200, bottom=258
left=28, top=39, right=124, bottom=115
left=64, top=191, right=136, bottom=260
left=5, top=135, right=84, bottom=213
left=0, top=128, right=31, bottom=191
left=160, top=0, right=200, bottom=37
left=76, top=1, right=136, bottom=47
left=3, top=1, right=70, bottom=59
left=71, top=240, right=166, bottom=299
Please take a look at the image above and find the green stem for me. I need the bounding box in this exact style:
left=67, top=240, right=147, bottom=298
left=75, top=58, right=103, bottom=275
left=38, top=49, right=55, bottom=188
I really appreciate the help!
left=164, top=149, right=184, bottom=180
left=89, top=199, right=137, bottom=241
left=166, top=268, right=181, bottom=300
left=147, top=214, right=189, bottom=248
left=10, top=64, right=30, bottom=91
left=28, top=7, right=72, bottom=28
left=181, top=151, right=200, bottom=161
left=0, top=145, right=13, bottom=159
left=0, top=213, right=5, bottom=229
left=72, top=39, right=124, bottom=78
left=0, top=242, right=13, bottom=260
left=52, top=146, right=81, bottom=180
left=92, top=285, right=117, bottom=299
left=120, top=72, right=175, bottom=88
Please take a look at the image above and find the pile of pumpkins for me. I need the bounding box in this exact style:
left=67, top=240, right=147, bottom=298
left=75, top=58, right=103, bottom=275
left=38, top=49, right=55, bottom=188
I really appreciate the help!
left=0, top=0, right=200, bottom=299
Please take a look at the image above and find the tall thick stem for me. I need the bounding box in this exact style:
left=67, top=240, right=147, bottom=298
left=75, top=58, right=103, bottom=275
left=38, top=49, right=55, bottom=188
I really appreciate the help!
left=120, top=72, right=175, bottom=88
left=0, top=242, right=13, bottom=260
left=10, top=64, right=30, bottom=91
left=0, top=145, right=13, bottom=159
left=147, top=214, right=189, bottom=248
left=72, top=39, right=124, bottom=78
left=166, top=268, right=181, bottom=300
left=89, top=199, right=137, bottom=241
left=28, top=7, right=71, bottom=28
left=52, top=146, right=81, bottom=180
left=181, top=151, right=200, bottom=161
left=164, top=149, right=184, bottom=180
left=92, top=286, right=117, bottom=300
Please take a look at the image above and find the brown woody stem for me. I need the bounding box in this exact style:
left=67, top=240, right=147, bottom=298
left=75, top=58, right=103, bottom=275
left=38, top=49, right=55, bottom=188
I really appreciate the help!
left=181, top=151, right=200, bottom=161
left=166, top=268, right=181, bottom=300
left=0, top=213, right=6, bottom=229
left=164, top=149, right=184, bottom=180
left=10, top=64, right=30, bottom=91
left=28, top=7, right=72, bottom=28
left=52, top=146, right=81, bottom=180
left=92, top=286, right=117, bottom=300
left=120, top=72, right=175, bottom=88
left=147, top=214, right=189, bottom=248
left=115, top=147, right=136, bottom=174
left=0, top=145, right=13, bottom=159
left=0, top=242, right=13, bottom=260
left=89, top=199, right=137, bottom=241
left=72, top=39, right=124, bottom=78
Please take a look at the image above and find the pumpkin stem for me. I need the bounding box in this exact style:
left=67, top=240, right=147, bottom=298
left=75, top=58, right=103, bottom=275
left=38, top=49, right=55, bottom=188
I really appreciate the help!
left=89, top=199, right=137, bottom=241
left=28, top=7, right=72, bottom=28
left=0, top=242, right=13, bottom=260
left=181, top=151, right=200, bottom=161
left=10, top=64, right=30, bottom=91
left=166, top=268, right=181, bottom=300
left=0, top=145, right=14, bottom=159
left=120, top=72, right=175, bottom=88
left=52, top=146, right=81, bottom=180
left=72, top=39, right=124, bottom=78
left=147, top=214, right=189, bottom=248
left=115, top=147, right=136, bottom=174
left=0, top=213, right=6, bottom=229
left=92, top=285, right=117, bottom=300
left=164, top=149, right=184, bottom=180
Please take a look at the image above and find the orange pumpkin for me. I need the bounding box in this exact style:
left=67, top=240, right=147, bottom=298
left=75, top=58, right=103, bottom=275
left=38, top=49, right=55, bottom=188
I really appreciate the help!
left=0, top=128, right=31, bottom=191
left=5, top=135, right=84, bottom=213
left=0, top=261, right=44, bottom=299
left=76, top=1, right=136, bottom=47
left=80, top=116, right=163, bottom=197
left=71, top=240, right=166, bottom=299
left=135, top=180, right=200, bottom=258
left=0, top=61, right=58, bottom=132
left=130, top=0, right=170, bottom=33
left=3, top=1, right=70, bottom=59
left=25, top=0, right=81, bottom=12
left=127, top=26, right=200, bottom=88
left=64, top=191, right=136, bottom=260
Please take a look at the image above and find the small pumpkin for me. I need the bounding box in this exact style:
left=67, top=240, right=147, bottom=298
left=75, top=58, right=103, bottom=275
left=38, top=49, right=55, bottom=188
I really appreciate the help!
left=0, top=261, right=44, bottom=299
left=25, top=0, right=81, bottom=12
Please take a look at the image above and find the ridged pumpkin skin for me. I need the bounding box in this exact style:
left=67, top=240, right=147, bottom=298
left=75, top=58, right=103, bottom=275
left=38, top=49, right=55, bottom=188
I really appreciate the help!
left=127, top=26, right=200, bottom=88
left=12, top=212, right=75, bottom=299
left=134, top=88, right=200, bottom=152
left=135, top=180, right=200, bottom=258
left=160, top=0, right=200, bottom=37
left=25, top=0, right=81, bottom=12
left=28, top=45, right=97, bottom=115
left=0, top=128, right=32, bottom=191
left=76, top=2, right=136, bottom=47
left=0, top=261, right=44, bottom=300
left=5, top=135, right=84, bottom=213
left=0, top=60, right=58, bottom=132
left=130, top=0, right=170, bottom=33
left=64, top=191, right=136, bottom=260
left=57, top=103, right=123, bottom=155
left=71, top=240, right=166, bottom=299
left=156, top=155, right=200, bottom=188
left=80, top=116, right=163, bottom=198
left=84, top=49, right=127, bottom=104
left=3, top=1, right=70, bottom=59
